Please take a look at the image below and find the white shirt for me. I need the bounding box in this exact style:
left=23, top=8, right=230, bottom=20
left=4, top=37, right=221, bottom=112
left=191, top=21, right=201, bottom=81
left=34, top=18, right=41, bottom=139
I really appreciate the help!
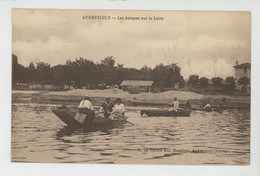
left=204, top=103, right=211, bottom=108
left=172, top=101, right=179, bottom=109
left=113, top=103, right=125, bottom=113
left=78, top=100, right=93, bottom=110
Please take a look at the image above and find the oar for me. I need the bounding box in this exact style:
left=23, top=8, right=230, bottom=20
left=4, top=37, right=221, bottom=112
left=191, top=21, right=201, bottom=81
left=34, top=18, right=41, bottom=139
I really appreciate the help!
left=126, top=120, right=134, bottom=126
left=118, top=116, right=134, bottom=126
left=160, top=104, right=168, bottom=109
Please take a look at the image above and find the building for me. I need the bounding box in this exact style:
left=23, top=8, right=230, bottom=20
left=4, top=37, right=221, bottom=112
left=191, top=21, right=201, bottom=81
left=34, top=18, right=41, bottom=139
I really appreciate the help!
left=234, top=62, right=251, bottom=80
left=234, top=62, right=251, bottom=93
left=120, top=80, right=154, bottom=93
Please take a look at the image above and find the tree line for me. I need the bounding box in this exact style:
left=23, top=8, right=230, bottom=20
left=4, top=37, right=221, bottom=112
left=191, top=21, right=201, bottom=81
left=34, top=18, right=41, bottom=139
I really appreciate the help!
left=12, top=54, right=184, bottom=90
left=187, top=75, right=250, bottom=93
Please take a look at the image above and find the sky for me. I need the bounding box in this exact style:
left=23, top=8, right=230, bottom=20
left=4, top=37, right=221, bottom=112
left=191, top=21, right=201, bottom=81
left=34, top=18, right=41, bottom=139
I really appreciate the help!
left=12, top=9, right=251, bottom=79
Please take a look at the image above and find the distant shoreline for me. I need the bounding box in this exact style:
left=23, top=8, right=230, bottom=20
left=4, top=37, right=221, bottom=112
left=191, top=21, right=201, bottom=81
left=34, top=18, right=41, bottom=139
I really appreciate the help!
left=12, top=89, right=250, bottom=110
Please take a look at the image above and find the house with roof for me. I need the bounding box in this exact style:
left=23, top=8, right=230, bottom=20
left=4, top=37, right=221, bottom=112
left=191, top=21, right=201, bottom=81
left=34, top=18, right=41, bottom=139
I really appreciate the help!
left=120, top=80, right=154, bottom=93
left=234, top=62, right=251, bottom=80
left=233, top=62, right=251, bottom=93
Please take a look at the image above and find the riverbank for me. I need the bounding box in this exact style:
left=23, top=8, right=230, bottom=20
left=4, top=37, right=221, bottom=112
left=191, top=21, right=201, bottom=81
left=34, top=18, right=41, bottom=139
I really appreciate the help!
left=12, top=89, right=250, bottom=109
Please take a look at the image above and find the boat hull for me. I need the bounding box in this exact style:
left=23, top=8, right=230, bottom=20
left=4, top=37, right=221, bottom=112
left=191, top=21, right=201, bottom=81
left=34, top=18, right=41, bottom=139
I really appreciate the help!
left=140, top=109, right=191, bottom=117
left=52, top=106, right=126, bottom=130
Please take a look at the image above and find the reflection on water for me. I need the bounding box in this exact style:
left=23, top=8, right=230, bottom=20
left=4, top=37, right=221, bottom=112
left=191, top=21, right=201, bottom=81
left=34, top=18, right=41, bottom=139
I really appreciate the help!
left=11, top=103, right=250, bottom=165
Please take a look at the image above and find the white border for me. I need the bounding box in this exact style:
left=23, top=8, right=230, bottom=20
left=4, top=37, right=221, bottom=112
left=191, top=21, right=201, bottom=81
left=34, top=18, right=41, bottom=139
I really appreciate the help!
left=1, top=0, right=260, bottom=176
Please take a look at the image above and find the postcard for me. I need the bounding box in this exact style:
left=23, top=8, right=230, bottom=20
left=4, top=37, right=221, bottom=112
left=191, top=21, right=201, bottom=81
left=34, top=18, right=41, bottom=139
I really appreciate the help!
left=12, top=9, right=250, bottom=165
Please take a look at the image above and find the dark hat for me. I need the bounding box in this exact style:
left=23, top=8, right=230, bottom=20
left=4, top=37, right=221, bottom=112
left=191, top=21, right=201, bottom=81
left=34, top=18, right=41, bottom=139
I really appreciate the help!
left=84, top=95, right=90, bottom=100
left=115, top=98, right=122, bottom=103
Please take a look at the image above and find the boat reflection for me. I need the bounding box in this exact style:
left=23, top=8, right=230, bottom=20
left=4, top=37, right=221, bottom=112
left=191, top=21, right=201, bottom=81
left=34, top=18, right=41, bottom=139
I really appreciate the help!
left=55, top=122, right=126, bottom=139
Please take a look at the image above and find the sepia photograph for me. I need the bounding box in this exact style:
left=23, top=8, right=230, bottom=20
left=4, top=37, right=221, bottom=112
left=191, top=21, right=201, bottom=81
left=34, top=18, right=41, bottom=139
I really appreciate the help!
left=11, top=9, right=251, bottom=165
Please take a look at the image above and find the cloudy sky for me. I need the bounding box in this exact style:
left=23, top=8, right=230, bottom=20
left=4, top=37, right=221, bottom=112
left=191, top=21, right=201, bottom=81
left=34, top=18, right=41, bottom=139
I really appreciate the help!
left=12, top=9, right=251, bottom=78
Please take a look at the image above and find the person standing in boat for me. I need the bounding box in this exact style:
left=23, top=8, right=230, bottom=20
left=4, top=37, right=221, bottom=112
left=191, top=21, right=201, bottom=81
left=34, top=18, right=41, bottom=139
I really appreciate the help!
left=169, top=97, right=179, bottom=112
left=110, top=98, right=126, bottom=120
left=102, top=97, right=114, bottom=118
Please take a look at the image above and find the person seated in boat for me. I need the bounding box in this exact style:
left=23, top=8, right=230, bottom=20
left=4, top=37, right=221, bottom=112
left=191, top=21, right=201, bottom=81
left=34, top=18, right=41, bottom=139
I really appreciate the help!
left=110, top=98, right=126, bottom=120
left=101, top=97, right=114, bottom=118
left=204, top=103, right=211, bottom=108
left=78, top=95, right=94, bottom=114
left=169, top=97, right=179, bottom=112
left=185, top=100, right=192, bottom=109
left=203, top=100, right=212, bottom=111
left=77, top=95, right=95, bottom=126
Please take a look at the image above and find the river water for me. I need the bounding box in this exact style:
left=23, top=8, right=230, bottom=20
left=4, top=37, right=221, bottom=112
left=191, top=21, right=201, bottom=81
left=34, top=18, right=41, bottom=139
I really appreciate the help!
left=11, top=103, right=250, bottom=165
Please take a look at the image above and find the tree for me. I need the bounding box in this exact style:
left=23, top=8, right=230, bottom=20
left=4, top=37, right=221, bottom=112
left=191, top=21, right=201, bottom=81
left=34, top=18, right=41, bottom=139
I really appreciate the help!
left=100, top=56, right=115, bottom=67
left=12, top=54, right=29, bottom=84
left=25, top=62, right=36, bottom=83
left=199, top=77, right=209, bottom=87
left=50, top=65, right=68, bottom=90
left=188, top=75, right=199, bottom=86
left=226, top=77, right=235, bottom=92
left=72, top=58, right=98, bottom=88
left=151, top=63, right=183, bottom=90
left=11, top=54, right=186, bottom=91
left=167, top=63, right=182, bottom=85
left=36, top=62, right=51, bottom=85
left=36, top=62, right=50, bottom=71
left=211, top=77, right=222, bottom=87
left=238, top=77, right=250, bottom=92
left=151, top=64, right=166, bottom=90
left=28, top=62, right=35, bottom=70
left=12, top=54, right=19, bottom=85
left=115, top=64, right=125, bottom=84
left=174, top=75, right=185, bottom=88
left=139, top=65, right=152, bottom=80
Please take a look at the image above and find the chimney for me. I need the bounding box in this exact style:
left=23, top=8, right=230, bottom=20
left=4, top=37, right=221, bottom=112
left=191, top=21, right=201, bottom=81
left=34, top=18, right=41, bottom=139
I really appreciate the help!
left=236, top=60, right=239, bottom=66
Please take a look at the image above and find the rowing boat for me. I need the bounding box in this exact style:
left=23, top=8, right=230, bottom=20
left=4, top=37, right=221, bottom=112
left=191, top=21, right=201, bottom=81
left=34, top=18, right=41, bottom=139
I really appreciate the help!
left=52, top=105, right=126, bottom=130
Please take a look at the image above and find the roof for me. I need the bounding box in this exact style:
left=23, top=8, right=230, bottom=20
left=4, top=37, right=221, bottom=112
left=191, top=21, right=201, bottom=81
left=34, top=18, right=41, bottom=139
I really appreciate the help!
left=120, top=80, right=154, bottom=87
left=234, top=62, right=251, bottom=68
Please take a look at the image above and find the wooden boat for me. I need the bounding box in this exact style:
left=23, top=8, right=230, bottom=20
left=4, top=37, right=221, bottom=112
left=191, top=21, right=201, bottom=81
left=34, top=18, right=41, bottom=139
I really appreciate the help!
left=140, top=108, right=191, bottom=117
left=52, top=106, right=126, bottom=130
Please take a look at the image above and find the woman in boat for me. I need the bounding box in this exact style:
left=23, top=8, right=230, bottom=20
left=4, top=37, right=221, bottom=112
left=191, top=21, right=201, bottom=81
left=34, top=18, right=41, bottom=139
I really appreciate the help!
left=110, top=98, right=126, bottom=120
left=101, top=97, right=114, bottom=118
left=169, top=97, right=179, bottom=112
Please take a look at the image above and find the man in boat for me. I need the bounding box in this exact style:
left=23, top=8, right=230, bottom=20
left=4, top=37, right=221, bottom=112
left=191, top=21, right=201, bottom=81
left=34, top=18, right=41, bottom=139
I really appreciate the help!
left=78, top=95, right=94, bottom=113
left=101, top=97, right=114, bottom=118
left=76, top=95, right=95, bottom=126
left=169, top=97, right=179, bottom=112
left=110, top=98, right=126, bottom=120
